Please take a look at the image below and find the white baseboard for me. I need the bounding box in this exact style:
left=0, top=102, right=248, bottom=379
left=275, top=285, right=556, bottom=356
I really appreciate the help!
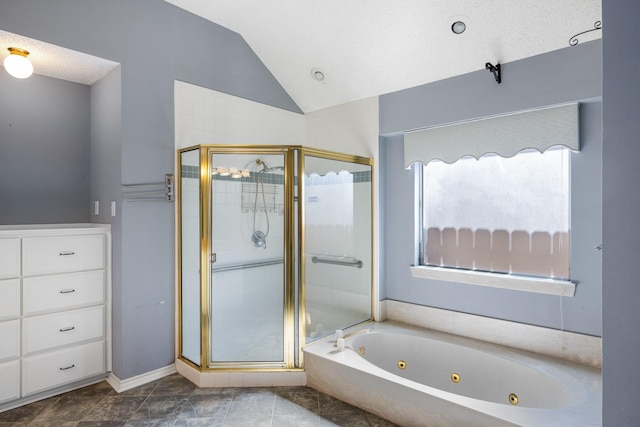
left=107, top=364, right=177, bottom=393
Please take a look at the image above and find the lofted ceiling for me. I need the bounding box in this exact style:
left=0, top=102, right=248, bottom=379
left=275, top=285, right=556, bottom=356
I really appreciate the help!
left=165, top=0, right=602, bottom=113
left=1, top=2, right=602, bottom=111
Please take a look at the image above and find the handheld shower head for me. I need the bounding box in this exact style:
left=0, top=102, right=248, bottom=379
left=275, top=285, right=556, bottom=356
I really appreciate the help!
left=252, top=230, right=267, bottom=249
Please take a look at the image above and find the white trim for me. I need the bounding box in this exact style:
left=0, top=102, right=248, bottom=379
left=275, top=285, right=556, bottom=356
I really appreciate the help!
left=0, top=223, right=111, bottom=237
left=106, top=364, right=177, bottom=393
left=410, top=265, right=576, bottom=296
left=386, top=300, right=601, bottom=367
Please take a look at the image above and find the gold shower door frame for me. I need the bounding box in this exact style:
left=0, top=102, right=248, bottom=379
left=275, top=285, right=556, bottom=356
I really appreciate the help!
left=177, top=144, right=374, bottom=371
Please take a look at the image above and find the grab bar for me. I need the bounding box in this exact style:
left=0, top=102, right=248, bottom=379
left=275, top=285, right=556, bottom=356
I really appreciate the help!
left=311, top=256, right=363, bottom=269
left=212, top=258, right=283, bottom=273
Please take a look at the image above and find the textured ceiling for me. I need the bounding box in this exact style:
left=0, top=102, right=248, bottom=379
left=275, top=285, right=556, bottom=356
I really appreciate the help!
left=0, top=30, right=119, bottom=85
left=1, top=2, right=602, bottom=107
left=165, top=0, right=602, bottom=112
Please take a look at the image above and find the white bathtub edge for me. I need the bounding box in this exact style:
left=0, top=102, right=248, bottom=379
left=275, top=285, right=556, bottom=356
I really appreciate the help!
left=304, top=321, right=601, bottom=427
left=304, top=341, right=518, bottom=427
left=385, top=299, right=602, bottom=367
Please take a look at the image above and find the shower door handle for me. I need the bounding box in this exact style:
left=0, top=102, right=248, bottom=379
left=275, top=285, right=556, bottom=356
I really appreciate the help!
left=210, top=253, right=217, bottom=264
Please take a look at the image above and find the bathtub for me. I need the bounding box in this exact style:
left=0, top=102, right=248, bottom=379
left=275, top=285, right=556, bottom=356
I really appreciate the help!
left=304, top=322, right=601, bottom=426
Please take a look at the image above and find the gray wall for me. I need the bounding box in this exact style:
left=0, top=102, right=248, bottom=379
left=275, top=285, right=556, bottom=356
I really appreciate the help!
left=379, top=40, right=603, bottom=337
left=90, top=67, right=123, bottom=374
left=602, top=1, right=640, bottom=425
left=0, top=0, right=300, bottom=380
left=0, top=72, right=91, bottom=224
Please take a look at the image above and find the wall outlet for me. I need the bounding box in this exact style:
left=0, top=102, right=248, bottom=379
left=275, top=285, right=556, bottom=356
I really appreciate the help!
left=94, top=200, right=100, bottom=215
left=111, top=201, right=116, bottom=217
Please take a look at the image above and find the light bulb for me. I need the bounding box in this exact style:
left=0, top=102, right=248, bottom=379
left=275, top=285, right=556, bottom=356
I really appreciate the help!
left=4, top=48, right=33, bottom=79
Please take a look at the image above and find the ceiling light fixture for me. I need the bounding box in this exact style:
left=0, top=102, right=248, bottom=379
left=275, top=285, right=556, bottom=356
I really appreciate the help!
left=311, top=68, right=325, bottom=82
left=451, top=21, right=466, bottom=34
left=4, top=47, right=33, bottom=79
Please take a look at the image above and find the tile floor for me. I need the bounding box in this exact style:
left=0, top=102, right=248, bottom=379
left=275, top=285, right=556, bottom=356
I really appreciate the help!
left=0, top=374, right=398, bottom=426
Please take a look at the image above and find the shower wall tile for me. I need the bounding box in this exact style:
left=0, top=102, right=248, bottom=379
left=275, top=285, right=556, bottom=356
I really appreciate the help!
left=176, top=363, right=308, bottom=388
left=228, top=373, right=244, bottom=387
left=305, top=97, right=379, bottom=158
left=175, top=81, right=380, bottom=358
left=271, top=373, right=289, bottom=387
left=174, top=81, right=304, bottom=151
left=304, top=98, right=381, bottom=318
left=258, top=374, right=275, bottom=387
left=242, top=373, right=259, bottom=387
left=212, top=373, right=230, bottom=388
left=286, top=372, right=307, bottom=386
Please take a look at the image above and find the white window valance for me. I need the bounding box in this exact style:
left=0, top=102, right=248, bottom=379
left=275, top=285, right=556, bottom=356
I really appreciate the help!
left=404, top=103, right=580, bottom=167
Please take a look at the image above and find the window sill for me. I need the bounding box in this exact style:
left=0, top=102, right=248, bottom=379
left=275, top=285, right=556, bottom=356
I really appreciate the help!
left=410, top=266, right=575, bottom=297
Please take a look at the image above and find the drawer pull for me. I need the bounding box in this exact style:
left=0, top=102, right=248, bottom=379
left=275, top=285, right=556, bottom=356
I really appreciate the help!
left=59, top=289, right=76, bottom=294
left=59, top=364, right=75, bottom=371
left=59, top=326, right=75, bottom=332
left=59, top=251, right=75, bottom=256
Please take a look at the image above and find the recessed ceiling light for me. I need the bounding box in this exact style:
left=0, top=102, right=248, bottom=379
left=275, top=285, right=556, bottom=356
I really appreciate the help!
left=451, top=21, right=466, bottom=35
left=311, top=68, right=325, bottom=82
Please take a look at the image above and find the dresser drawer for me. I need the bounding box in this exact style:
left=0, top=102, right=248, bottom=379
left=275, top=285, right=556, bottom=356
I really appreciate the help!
left=0, top=279, right=20, bottom=320
left=22, top=235, right=105, bottom=276
left=23, top=306, right=105, bottom=355
left=0, top=320, right=20, bottom=361
left=0, top=238, right=20, bottom=280
left=23, top=270, right=105, bottom=315
left=22, top=340, right=105, bottom=396
left=0, top=359, right=20, bottom=404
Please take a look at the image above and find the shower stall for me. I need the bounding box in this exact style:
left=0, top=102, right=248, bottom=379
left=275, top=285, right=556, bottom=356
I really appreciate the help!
left=178, top=145, right=373, bottom=370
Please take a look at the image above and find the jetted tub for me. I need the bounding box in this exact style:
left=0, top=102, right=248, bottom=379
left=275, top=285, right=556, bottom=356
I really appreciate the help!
left=304, top=322, right=601, bottom=426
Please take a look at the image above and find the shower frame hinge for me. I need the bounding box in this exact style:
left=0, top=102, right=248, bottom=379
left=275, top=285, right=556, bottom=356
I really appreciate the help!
left=210, top=253, right=217, bottom=263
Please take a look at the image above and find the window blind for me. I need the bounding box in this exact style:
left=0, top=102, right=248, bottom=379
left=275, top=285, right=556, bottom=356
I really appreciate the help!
left=403, top=103, right=580, bottom=166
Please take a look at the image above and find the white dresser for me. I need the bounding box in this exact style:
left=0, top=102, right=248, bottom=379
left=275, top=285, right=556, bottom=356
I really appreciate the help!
left=0, top=224, right=111, bottom=410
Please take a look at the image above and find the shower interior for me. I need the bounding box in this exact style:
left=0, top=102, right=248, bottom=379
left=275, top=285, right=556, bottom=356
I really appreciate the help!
left=245, top=158, right=284, bottom=250
left=178, top=145, right=373, bottom=370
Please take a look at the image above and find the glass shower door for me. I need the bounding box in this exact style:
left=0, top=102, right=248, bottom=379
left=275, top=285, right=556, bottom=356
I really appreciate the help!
left=302, top=152, right=373, bottom=341
left=209, top=152, right=287, bottom=366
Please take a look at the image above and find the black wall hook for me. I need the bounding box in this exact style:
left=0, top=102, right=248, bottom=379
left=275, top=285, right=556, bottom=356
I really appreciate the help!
left=485, top=62, right=501, bottom=84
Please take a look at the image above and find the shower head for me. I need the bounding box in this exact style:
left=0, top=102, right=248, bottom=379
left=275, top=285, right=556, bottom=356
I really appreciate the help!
left=243, top=158, right=283, bottom=173
left=252, top=230, right=267, bottom=249
left=243, top=158, right=269, bottom=171
left=250, top=159, right=284, bottom=173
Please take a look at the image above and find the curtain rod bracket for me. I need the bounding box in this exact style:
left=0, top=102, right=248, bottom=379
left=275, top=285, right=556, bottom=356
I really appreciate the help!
left=485, top=62, right=501, bottom=84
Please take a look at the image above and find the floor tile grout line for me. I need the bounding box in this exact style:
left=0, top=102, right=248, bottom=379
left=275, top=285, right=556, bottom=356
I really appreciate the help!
left=268, top=389, right=277, bottom=427
left=131, top=393, right=153, bottom=421
left=219, top=386, right=237, bottom=424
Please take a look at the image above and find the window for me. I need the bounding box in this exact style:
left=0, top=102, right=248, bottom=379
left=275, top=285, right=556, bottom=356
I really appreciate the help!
left=419, top=148, right=570, bottom=280
left=404, top=103, right=579, bottom=296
